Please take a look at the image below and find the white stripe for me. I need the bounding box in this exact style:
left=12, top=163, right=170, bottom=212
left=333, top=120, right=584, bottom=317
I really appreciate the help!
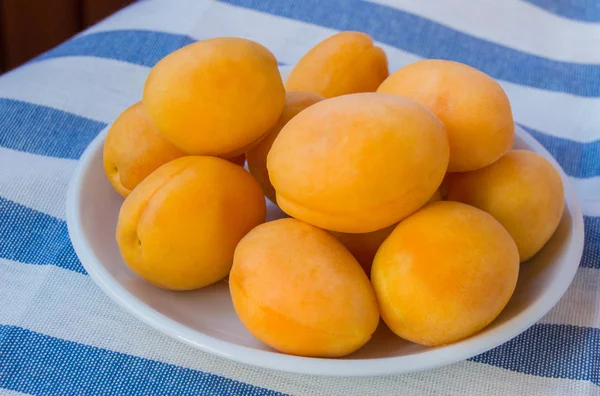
left=0, top=260, right=597, bottom=395
left=0, top=390, right=31, bottom=396
left=83, top=0, right=210, bottom=37
left=188, top=2, right=600, bottom=144
left=0, top=147, right=76, bottom=220
left=500, top=81, right=600, bottom=144
left=570, top=177, right=600, bottom=217
left=540, top=268, right=600, bottom=328
left=0, top=56, right=291, bottom=126
left=0, top=57, right=147, bottom=124
left=369, top=0, right=600, bottom=64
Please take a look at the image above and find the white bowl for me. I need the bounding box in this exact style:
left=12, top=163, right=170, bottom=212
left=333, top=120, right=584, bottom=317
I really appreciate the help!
left=66, top=125, right=584, bottom=377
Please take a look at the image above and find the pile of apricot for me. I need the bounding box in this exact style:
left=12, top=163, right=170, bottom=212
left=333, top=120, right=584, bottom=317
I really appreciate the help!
left=104, top=32, right=565, bottom=357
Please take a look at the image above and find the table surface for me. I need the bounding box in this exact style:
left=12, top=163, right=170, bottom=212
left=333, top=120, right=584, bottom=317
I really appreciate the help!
left=0, top=0, right=599, bottom=395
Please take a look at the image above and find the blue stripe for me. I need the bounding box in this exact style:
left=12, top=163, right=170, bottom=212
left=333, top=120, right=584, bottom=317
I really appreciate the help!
left=471, top=324, right=599, bottom=385
left=4, top=98, right=597, bottom=181
left=0, top=325, right=597, bottom=393
left=523, top=0, right=600, bottom=23
left=220, top=0, right=600, bottom=97
left=521, top=124, right=600, bottom=179
left=0, top=325, right=285, bottom=396
left=582, top=216, right=600, bottom=269
left=1, top=187, right=597, bottom=272
left=0, top=197, right=85, bottom=274
left=35, top=30, right=196, bottom=68
left=0, top=98, right=106, bottom=160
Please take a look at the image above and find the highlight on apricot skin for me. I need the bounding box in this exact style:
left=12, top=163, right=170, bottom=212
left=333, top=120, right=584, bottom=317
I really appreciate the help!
left=143, top=37, right=285, bottom=157
left=116, top=156, right=266, bottom=291
left=246, top=91, right=324, bottom=202
left=331, top=188, right=442, bottom=274
left=371, top=201, right=519, bottom=346
left=103, top=102, right=185, bottom=197
left=446, top=150, right=565, bottom=262
left=267, top=93, right=449, bottom=233
left=378, top=59, right=514, bottom=172
left=230, top=218, right=379, bottom=358
left=285, top=32, right=389, bottom=98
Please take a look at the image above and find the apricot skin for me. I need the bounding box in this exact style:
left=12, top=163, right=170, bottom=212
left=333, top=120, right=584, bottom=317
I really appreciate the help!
left=116, top=156, right=266, bottom=291
left=285, top=32, right=388, bottom=98
left=331, top=189, right=441, bottom=274
left=378, top=60, right=514, bottom=172
left=267, top=93, right=449, bottom=233
left=230, top=218, right=379, bottom=358
left=103, top=102, right=185, bottom=197
left=372, top=201, right=519, bottom=346
left=246, top=91, right=324, bottom=202
left=446, top=150, right=565, bottom=262
left=329, top=225, right=395, bottom=276
left=143, top=38, right=285, bottom=156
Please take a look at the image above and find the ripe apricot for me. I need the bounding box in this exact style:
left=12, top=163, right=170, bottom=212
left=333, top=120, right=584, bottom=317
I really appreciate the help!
left=331, top=189, right=441, bottom=274
left=246, top=91, right=324, bottom=202
left=116, top=156, right=266, bottom=290
left=143, top=38, right=285, bottom=156
left=446, top=150, right=564, bottom=262
left=372, top=201, right=519, bottom=346
left=230, top=218, right=379, bottom=357
left=378, top=60, right=514, bottom=172
left=285, top=32, right=388, bottom=98
left=267, top=93, right=449, bottom=233
left=329, top=225, right=395, bottom=276
left=103, top=102, right=184, bottom=197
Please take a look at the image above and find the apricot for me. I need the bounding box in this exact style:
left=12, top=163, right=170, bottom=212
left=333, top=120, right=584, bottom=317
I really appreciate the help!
left=329, top=225, right=395, bottom=275
left=285, top=32, right=388, bottom=98
left=446, top=150, right=564, bottom=262
left=143, top=38, right=285, bottom=156
left=378, top=60, right=514, bottom=172
left=246, top=91, right=324, bottom=202
left=103, top=102, right=185, bottom=197
left=230, top=218, right=379, bottom=357
left=372, top=201, right=519, bottom=346
left=116, top=156, right=266, bottom=290
left=267, top=93, right=449, bottom=233
left=331, top=189, right=441, bottom=274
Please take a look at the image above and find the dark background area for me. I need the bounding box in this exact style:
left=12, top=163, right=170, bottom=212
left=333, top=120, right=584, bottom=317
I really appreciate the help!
left=0, top=0, right=134, bottom=73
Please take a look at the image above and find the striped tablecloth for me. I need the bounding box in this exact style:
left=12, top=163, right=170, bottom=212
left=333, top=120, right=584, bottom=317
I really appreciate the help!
left=1, top=1, right=599, bottom=394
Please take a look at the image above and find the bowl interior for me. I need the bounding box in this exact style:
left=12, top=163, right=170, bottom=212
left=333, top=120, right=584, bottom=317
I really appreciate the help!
left=68, top=126, right=583, bottom=375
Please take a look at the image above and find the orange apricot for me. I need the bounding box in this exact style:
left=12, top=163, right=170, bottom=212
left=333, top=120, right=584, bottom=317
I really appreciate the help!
left=267, top=93, right=449, bottom=233
left=116, top=156, right=266, bottom=290
left=446, top=150, right=565, bottom=262
left=329, top=225, right=395, bottom=275
left=378, top=60, right=514, bottom=172
left=103, top=102, right=184, bottom=197
left=246, top=91, right=324, bottom=202
left=331, top=188, right=441, bottom=274
left=285, top=32, right=388, bottom=98
left=372, top=201, right=519, bottom=346
left=143, top=38, right=285, bottom=156
left=230, top=218, right=379, bottom=357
